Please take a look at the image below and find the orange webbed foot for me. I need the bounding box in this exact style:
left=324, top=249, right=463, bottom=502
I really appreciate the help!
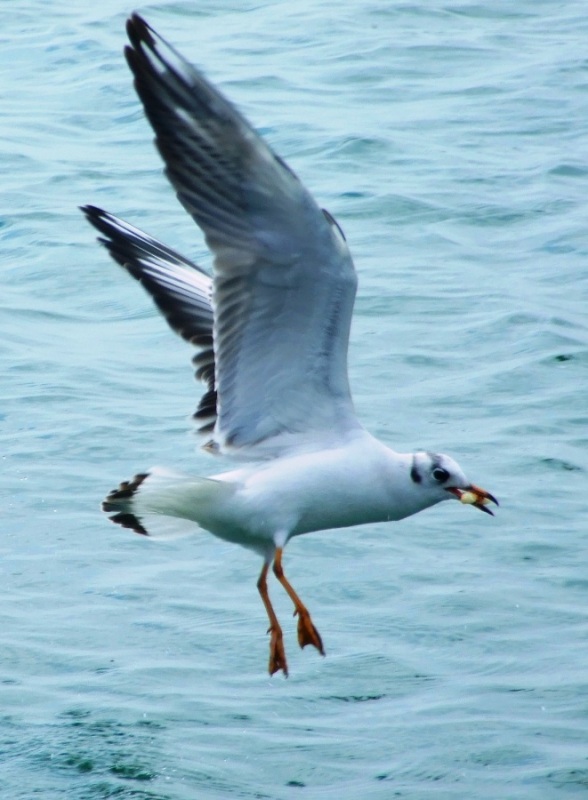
left=295, top=608, right=325, bottom=656
left=268, top=625, right=289, bottom=677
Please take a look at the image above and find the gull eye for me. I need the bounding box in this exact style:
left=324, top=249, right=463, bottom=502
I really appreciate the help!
left=432, top=466, right=450, bottom=483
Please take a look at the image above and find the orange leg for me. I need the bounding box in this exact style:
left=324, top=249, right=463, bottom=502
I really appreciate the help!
left=257, top=561, right=288, bottom=677
left=273, top=547, right=325, bottom=656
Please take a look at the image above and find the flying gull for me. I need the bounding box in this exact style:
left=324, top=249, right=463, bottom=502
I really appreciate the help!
left=82, top=14, right=497, bottom=677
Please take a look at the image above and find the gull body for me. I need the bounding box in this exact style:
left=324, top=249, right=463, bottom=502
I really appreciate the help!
left=136, top=437, right=469, bottom=558
left=83, top=15, right=497, bottom=676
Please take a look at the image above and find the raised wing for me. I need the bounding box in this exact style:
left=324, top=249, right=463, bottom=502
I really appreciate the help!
left=125, top=15, right=360, bottom=451
left=81, top=205, right=217, bottom=432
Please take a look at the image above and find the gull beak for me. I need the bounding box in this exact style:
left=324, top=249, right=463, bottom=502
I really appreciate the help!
left=446, top=484, right=499, bottom=516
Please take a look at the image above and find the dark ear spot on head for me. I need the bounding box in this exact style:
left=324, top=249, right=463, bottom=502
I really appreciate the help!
left=410, top=459, right=421, bottom=484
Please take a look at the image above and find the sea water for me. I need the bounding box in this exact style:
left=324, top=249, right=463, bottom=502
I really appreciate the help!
left=2, top=1, right=588, bottom=797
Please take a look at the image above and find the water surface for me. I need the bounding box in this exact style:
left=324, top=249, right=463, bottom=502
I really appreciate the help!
left=2, top=1, right=588, bottom=797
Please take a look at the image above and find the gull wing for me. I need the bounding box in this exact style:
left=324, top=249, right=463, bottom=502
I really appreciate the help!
left=81, top=205, right=217, bottom=432
left=125, top=15, right=360, bottom=452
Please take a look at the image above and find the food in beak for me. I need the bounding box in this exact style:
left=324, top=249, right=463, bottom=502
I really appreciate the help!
left=447, top=485, right=499, bottom=516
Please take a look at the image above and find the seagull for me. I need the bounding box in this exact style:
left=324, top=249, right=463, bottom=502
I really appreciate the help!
left=82, top=14, right=498, bottom=677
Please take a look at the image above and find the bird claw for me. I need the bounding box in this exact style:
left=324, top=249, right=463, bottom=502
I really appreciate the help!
left=267, top=625, right=289, bottom=677
left=296, top=608, right=325, bottom=656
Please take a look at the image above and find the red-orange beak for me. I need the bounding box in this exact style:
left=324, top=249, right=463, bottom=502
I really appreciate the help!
left=446, top=484, right=499, bottom=516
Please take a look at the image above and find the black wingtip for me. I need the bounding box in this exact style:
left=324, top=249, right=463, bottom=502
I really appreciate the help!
left=80, top=205, right=117, bottom=244
left=80, top=204, right=104, bottom=222
left=126, top=13, right=155, bottom=50
left=124, top=14, right=160, bottom=85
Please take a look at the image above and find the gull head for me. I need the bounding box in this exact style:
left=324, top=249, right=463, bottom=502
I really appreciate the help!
left=410, top=451, right=498, bottom=516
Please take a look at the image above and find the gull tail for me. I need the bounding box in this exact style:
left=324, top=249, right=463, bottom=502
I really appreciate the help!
left=102, top=467, right=232, bottom=539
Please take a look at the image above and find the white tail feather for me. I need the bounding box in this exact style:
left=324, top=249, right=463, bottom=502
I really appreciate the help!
left=103, top=467, right=235, bottom=537
left=134, top=467, right=230, bottom=517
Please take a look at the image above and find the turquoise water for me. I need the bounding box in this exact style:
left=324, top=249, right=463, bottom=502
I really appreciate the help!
left=3, top=1, right=588, bottom=797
